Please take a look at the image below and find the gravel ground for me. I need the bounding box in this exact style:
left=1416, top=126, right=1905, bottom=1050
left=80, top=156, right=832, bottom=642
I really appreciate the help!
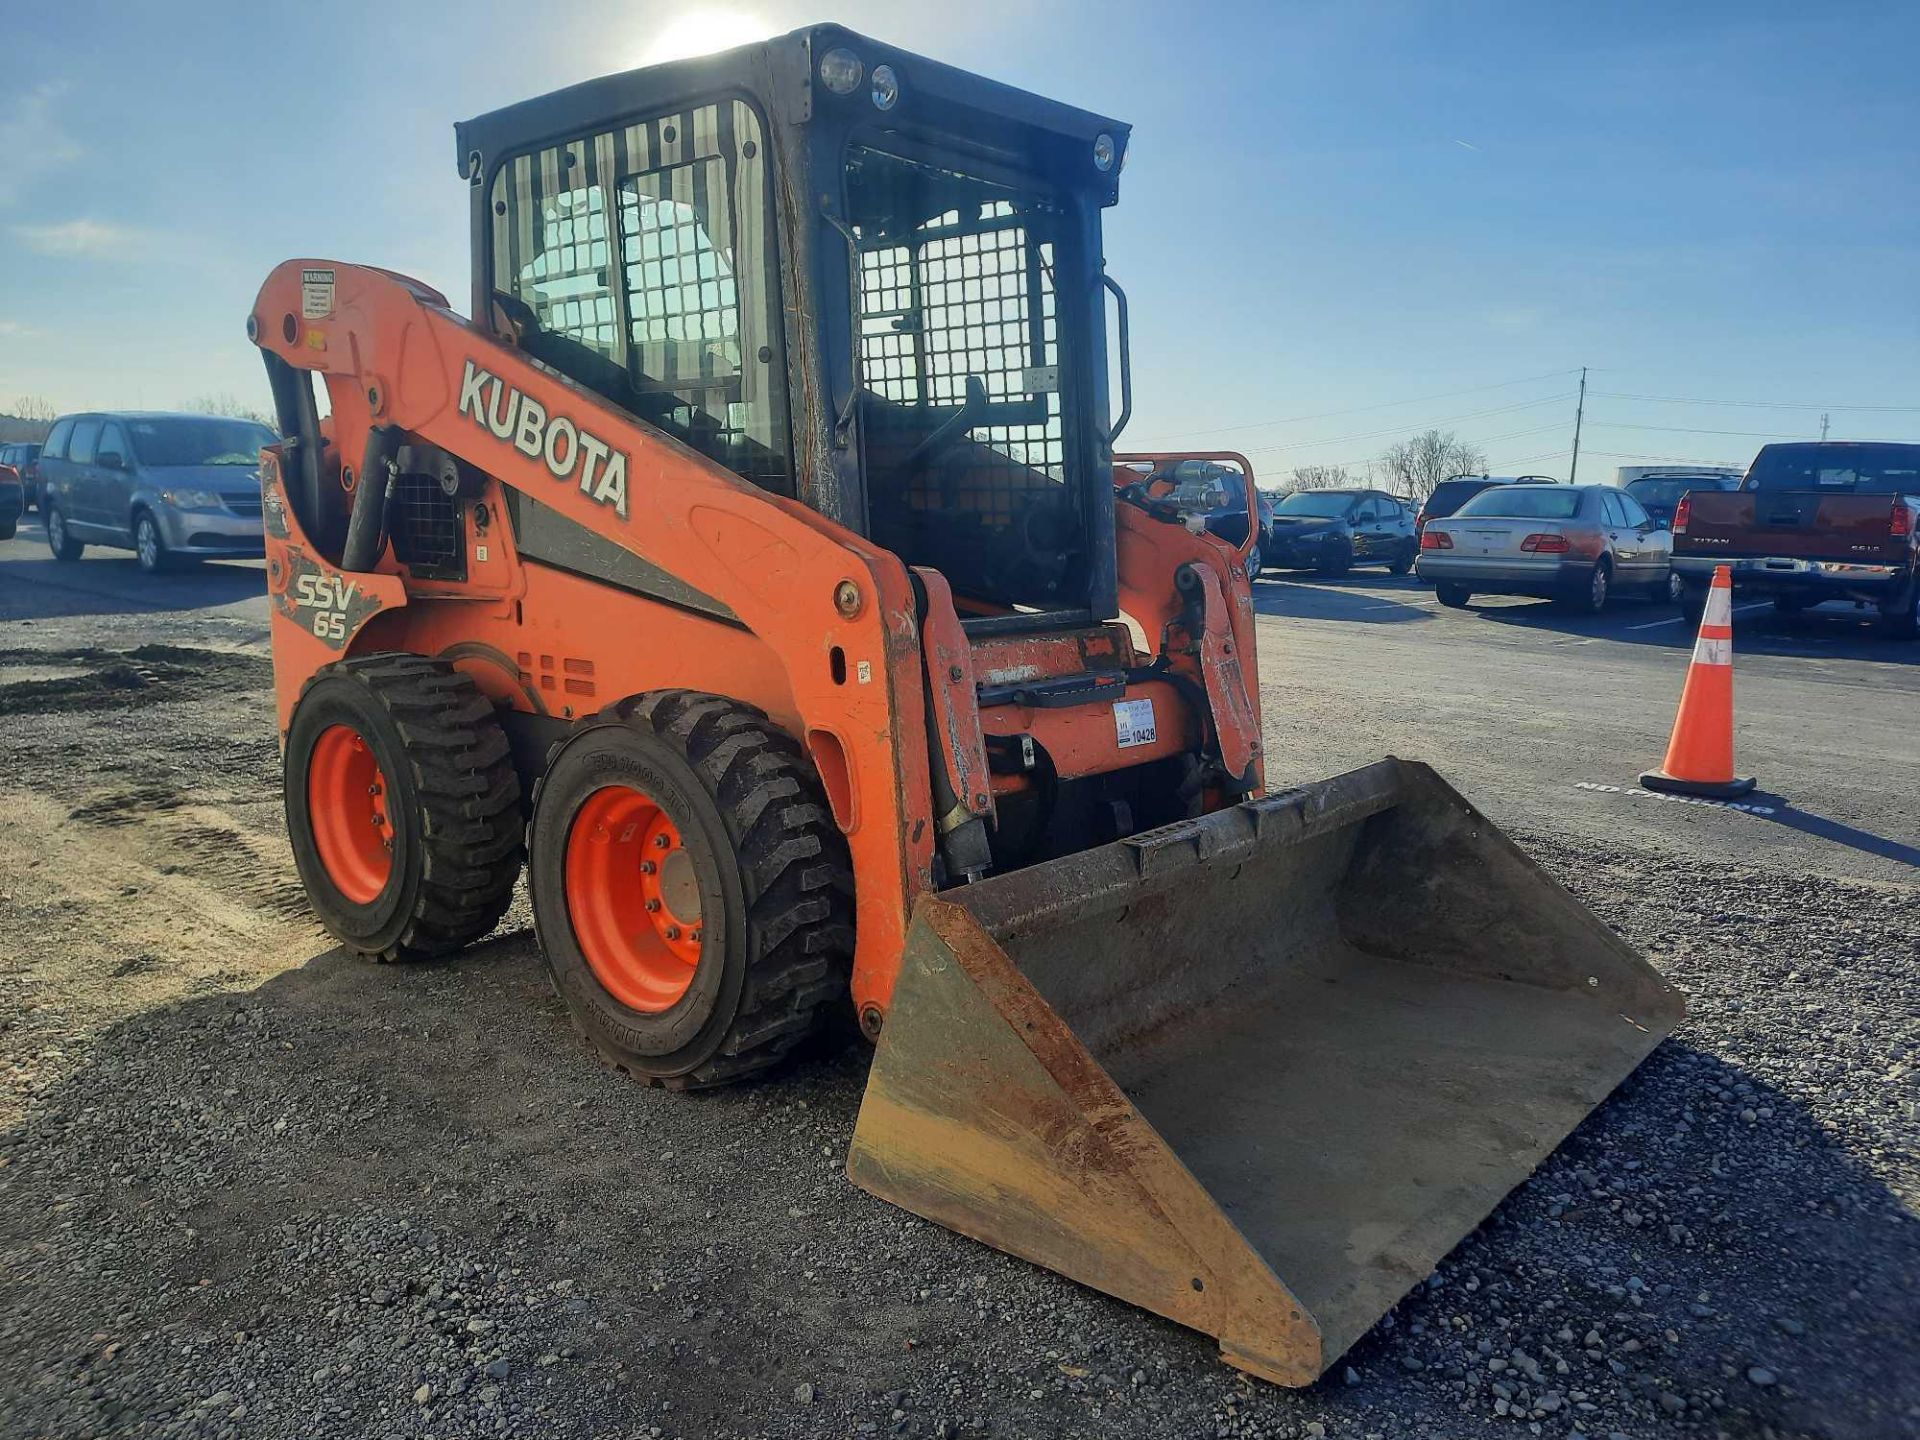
left=1, top=636, right=1915, bottom=1440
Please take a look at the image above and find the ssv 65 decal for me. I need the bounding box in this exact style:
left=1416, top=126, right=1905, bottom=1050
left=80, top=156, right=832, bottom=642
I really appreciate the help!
left=458, top=359, right=629, bottom=519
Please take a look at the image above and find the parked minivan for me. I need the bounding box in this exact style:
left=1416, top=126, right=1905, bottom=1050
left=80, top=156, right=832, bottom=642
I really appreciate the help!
left=38, top=411, right=275, bottom=572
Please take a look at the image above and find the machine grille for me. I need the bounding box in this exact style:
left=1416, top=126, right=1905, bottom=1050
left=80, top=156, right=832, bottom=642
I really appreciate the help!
left=388, top=471, right=465, bottom=580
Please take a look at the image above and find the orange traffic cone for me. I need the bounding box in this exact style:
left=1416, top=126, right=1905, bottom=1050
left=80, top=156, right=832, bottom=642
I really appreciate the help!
left=1640, top=564, right=1755, bottom=798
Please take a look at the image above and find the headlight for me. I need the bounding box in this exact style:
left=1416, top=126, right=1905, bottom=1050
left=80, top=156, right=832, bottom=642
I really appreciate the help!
left=871, top=63, right=899, bottom=111
left=819, top=47, right=863, bottom=96
left=161, top=488, right=223, bottom=510
left=1093, top=132, right=1117, bottom=172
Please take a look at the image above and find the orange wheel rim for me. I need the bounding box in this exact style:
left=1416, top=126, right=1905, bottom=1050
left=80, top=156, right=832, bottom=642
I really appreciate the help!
left=565, top=784, right=704, bottom=1013
left=307, top=724, right=395, bottom=904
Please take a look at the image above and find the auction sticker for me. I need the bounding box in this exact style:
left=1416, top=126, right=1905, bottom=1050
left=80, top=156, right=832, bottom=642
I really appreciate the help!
left=1113, top=697, right=1157, bottom=748
left=301, top=268, right=335, bottom=319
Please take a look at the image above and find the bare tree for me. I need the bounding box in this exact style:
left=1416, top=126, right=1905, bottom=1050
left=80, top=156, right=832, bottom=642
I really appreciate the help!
left=181, top=392, right=276, bottom=427
left=0, top=395, right=57, bottom=443
left=1288, top=464, right=1356, bottom=491
left=1379, top=430, right=1488, bottom=502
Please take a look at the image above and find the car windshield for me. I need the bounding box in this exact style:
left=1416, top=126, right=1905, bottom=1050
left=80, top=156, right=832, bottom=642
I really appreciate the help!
left=1276, top=492, right=1354, bottom=518
left=127, top=417, right=275, bottom=467
left=1745, top=443, right=1920, bottom=495
left=1453, top=486, right=1583, bottom=521
left=1626, top=479, right=1711, bottom=512
left=1424, top=480, right=1490, bottom=516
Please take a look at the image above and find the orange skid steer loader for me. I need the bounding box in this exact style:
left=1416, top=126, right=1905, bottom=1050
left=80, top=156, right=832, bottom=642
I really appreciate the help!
left=249, top=26, right=1681, bottom=1386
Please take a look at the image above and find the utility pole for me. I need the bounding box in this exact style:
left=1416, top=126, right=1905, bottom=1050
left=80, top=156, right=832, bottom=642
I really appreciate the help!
left=1819, top=412, right=1830, bottom=441
left=1568, top=366, right=1587, bottom=483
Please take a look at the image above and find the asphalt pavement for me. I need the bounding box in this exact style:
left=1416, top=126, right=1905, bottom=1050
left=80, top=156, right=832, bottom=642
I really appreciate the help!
left=0, top=511, right=1915, bottom=1439
left=1250, top=563, right=1920, bottom=889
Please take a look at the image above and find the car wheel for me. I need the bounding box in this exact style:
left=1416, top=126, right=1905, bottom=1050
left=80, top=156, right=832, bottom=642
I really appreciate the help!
left=46, top=506, right=84, bottom=561
left=1559, top=560, right=1610, bottom=615
left=133, top=511, right=169, bottom=574
left=1666, top=570, right=1686, bottom=606
left=1435, top=582, right=1472, bottom=609
left=0, top=518, right=14, bottom=542
left=1388, top=544, right=1414, bottom=576
left=1244, top=544, right=1264, bottom=584
left=1878, top=578, right=1919, bottom=640
left=1677, top=581, right=1708, bottom=626
left=1316, top=538, right=1354, bottom=576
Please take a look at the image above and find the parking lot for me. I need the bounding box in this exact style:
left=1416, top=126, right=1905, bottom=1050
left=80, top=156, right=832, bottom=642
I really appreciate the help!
left=0, top=511, right=1913, bottom=1440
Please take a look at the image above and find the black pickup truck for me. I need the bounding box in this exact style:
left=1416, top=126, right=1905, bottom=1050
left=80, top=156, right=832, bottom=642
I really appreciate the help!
left=1672, top=441, right=1920, bottom=639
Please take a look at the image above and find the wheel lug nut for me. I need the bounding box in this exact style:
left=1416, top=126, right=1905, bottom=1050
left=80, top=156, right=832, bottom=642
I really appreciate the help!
left=644, top=899, right=661, bottom=912
left=664, top=925, right=681, bottom=941
left=639, top=860, right=656, bottom=875
left=653, top=834, right=671, bottom=849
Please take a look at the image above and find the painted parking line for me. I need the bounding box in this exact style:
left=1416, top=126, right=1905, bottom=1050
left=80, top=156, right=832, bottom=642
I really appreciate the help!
left=1573, top=781, right=1778, bottom=815
left=1626, top=603, right=1769, bottom=632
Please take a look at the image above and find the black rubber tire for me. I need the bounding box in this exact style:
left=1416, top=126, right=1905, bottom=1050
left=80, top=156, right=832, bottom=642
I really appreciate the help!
left=1316, top=538, right=1354, bottom=576
left=1558, top=560, right=1611, bottom=615
left=1435, top=582, right=1472, bottom=608
left=285, top=653, right=523, bottom=961
left=46, top=505, right=83, bottom=561
left=132, top=510, right=171, bottom=574
left=1878, top=578, right=1919, bottom=640
left=1388, top=545, right=1414, bottom=576
left=0, top=518, right=14, bottom=541
left=528, top=691, right=854, bottom=1090
left=1678, top=581, right=1708, bottom=626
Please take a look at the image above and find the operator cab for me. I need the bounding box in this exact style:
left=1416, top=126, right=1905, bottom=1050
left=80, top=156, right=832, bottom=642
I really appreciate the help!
left=458, top=24, right=1131, bottom=633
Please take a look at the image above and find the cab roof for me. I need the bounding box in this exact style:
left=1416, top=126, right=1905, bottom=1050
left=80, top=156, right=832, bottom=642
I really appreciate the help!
left=455, top=23, right=1130, bottom=203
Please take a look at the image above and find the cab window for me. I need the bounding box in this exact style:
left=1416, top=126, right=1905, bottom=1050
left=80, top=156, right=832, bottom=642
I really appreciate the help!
left=490, top=100, right=791, bottom=495
left=43, top=418, right=74, bottom=460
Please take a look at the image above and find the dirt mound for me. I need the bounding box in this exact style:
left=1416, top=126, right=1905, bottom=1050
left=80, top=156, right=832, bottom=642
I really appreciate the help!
left=0, top=644, right=270, bottom=716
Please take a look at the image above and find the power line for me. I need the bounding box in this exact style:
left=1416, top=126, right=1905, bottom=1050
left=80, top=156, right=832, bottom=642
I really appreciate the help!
left=1238, top=394, right=1574, bottom=458
left=1589, top=389, right=1920, bottom=413
left=1285, top=421, right=1570, bottom=476
left=1582, top=446, right=1748, bottom=466
left=1593, top=420, right=1831, bottom=440
left=1151, top=368, right=1582, bottom=442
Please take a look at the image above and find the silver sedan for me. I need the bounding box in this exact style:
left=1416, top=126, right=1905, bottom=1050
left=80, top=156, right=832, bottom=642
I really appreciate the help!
left=1415, top=483, right=1674, bottom=614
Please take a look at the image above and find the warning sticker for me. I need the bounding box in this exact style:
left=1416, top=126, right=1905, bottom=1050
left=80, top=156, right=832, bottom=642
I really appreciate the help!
left=1113, top=697, right=1157, bottom=749
left=301, top=268, right=335, bottom=319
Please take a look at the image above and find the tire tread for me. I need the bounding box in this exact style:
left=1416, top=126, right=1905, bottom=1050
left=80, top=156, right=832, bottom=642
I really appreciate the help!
left=539, top=690, right=854, bottom=1089
left=314, top=654, right=524, bottom=961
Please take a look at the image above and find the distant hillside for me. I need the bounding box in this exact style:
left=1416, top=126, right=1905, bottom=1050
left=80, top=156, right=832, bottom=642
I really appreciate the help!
left=0, top=412, right=54, bottom=445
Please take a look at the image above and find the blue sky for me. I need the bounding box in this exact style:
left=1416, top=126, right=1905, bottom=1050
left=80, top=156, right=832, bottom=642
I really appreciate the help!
left=1, top=0, right=1914, bottom=483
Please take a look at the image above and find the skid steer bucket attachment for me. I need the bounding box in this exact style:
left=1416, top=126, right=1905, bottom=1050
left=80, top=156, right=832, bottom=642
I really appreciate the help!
left=849, top=759, right=1683, bottom=1386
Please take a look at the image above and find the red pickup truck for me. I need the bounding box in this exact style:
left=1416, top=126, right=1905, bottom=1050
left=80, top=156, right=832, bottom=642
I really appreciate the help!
left=1672, top=441, right=1920, bottom=639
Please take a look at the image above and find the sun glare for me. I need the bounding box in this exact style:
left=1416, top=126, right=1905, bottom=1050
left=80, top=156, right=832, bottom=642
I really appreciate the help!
left=639, top=9, right=773, bottom=66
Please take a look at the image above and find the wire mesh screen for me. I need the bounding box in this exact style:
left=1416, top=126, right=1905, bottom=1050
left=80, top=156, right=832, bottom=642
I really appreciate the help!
left=515, top=185, right=619, bottom=357
left=858, top=210, right=1066, bottom=513
left=490, top=101, right=792, bottom=496
left=388, top=472, right=465, bottom=581
left=854, top=188, right=1077, bottom=608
